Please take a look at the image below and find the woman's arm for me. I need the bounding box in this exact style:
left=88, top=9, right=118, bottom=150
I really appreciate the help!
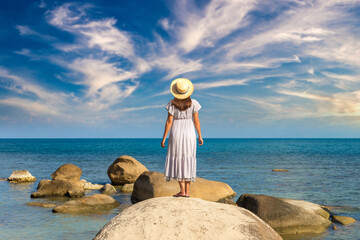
left=161, top=113, right=173, bottom=148
left=193, top=112, right=203, bottom=146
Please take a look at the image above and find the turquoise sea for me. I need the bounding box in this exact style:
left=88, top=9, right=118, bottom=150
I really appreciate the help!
left=0, top=138, right=359, bottom=240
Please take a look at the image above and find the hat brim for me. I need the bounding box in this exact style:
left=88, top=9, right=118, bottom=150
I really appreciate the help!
left=170, top=78, right=194, bottom=99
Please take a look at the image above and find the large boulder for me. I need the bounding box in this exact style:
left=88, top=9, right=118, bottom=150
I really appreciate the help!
left=236, top=194, right=332, bottom=235
left=8, top=170, right=36, bottom=183
left=52, top=194, right=119, bottom=213
left=94, top=197, right=282, bottom=240
left=107, top=155, right=148, bottom=185
left=51, top=164, right=82, bottom=181
left=31, top=179, right=84, bottom=198
left=131, top=171, right=236, bottom=203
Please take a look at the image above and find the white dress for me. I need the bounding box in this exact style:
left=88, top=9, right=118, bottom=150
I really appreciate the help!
left=164, top=99, right=201, bottom=182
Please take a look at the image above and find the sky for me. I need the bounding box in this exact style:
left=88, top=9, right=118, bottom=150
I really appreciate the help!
left=0, top=0, right=360, bottom=138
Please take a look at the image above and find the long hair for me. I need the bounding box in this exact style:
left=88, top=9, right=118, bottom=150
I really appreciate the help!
left=171, top=97, right=192, bottom=111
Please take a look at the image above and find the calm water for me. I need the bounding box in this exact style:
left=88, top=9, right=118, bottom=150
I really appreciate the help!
left=0, top=138, right=359, bottom=240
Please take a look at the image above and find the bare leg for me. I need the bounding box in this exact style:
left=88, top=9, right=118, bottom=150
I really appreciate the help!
left=185, top=181, right=191, bottom=197
left=175, top=180, right=185, bottom=195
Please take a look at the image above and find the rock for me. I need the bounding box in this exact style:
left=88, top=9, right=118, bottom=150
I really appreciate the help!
left=272, top=169, right=288, bottom=172
left=131, top=171, right=236, bottom=203
left=26, top=202, right=57, bottom=208
left=332, top=215, right=356, bottom=225
left=31, top=179, right=84, bottom=198
left=218, top=198, right=237, bottom=206
left=80, top=179, right=103, bottom=190
left=94, top=197, right=282, bottom=240
left=121, top=183, right=134, bottom=193
left=236, top=194, right=332, bottom=235
left=107, top=155, right=148, bottom=185
left=0, top=178, right=8, bottom=181
left=279, top=198, right=331, bottom=219
left=100, top=184, right=117, bottom=195
left=52, top=194, right=119, bottom=213
left=51, top=164, right=82, bottom=181
left=7, top=170, right=36, bottom=183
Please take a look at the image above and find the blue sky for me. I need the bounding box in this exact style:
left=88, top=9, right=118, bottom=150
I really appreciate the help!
left=0, top=0, right=360, bottom=138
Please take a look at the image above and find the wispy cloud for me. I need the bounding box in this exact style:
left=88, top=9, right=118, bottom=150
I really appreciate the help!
left=16, top=25, right=56, bottom=41
left=173, top=0, right=257, bottom=53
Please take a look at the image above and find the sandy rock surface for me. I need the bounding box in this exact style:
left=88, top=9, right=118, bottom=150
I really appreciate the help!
left=107, top=155, right=148, bottom=185
left=8, top=170, right=36, bottom=183
left=94, top=196, right=282, bottom=240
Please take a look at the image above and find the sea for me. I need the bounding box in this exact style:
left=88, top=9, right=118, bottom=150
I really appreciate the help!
left=0, top=138, right=359, bottom=240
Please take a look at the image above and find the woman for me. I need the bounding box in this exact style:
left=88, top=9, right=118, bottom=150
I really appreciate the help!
left=161, top=78, right=203, bottom=198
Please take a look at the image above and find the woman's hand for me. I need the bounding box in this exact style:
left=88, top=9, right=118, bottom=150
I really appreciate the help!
left=161, top=139, right=166, bottom=148
left=198, top=137, right=204, bottom=146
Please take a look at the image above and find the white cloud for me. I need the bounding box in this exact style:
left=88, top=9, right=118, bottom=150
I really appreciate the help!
left=16, top=25, right=56, bottom=41
left=48, top=4, right=135, bottom=58
left=175, top=0, right=256, bottom=53
left=211, top=55, right=300, bottom=73
left=73, top=18, right=135, bottom=58
left=0, top=98, right=59, bottom=116
left=152, top=54, right=203, bottom=80
left=69, top=58, right=136, bottom=94
left=195, top=78, right=250, bottom=90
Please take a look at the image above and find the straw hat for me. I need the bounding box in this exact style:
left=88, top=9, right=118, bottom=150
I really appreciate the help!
left=170, top=78, right=194, bottom=99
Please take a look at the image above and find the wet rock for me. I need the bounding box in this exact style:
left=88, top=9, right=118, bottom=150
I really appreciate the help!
left=120, top=183, right=134, bottom=193
left=31, top=179, right=84, bottom=198
left=80, top=179, right=103, bottom=190
left=236, top=194, right=331, bottom=235
left=100, top=184, right=116, bottom=195
left=26, top=202, right=57, bottom=208
left=131, top=171, right=236, bottom=203
left=52, top=194, right=119, bottom=213
left=272, top=169, right=288, bottom=172
left=332, top=215, right=356, bottom=225
left=8, top=170, right=36, bottom=183
left=107, top=155, right=148, bottom=185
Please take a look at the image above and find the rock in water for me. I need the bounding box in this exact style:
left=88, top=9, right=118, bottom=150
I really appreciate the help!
left=52, top=194, right=119, bottom=213
left=236, top=194, right=331, bottom=235
left=51, top=164, right=82, bottom=181
left=80, top=179, right=103, bottom=190
left=31, top=179, right=84, bottom=198
left=8, top=170, right=36, bottom=183
left=93, top=197, right=282, bottom=240
left=100, top=184, right=116, bottom=195
left=131, top=171, right=236, bottom=203
left=107, top=155, right=148, bottom=185
left=332, top=215, right=356, bottom=225
left=26, top=202, right=57, bottom=208
left=121, top=183, right=134, bottom=193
